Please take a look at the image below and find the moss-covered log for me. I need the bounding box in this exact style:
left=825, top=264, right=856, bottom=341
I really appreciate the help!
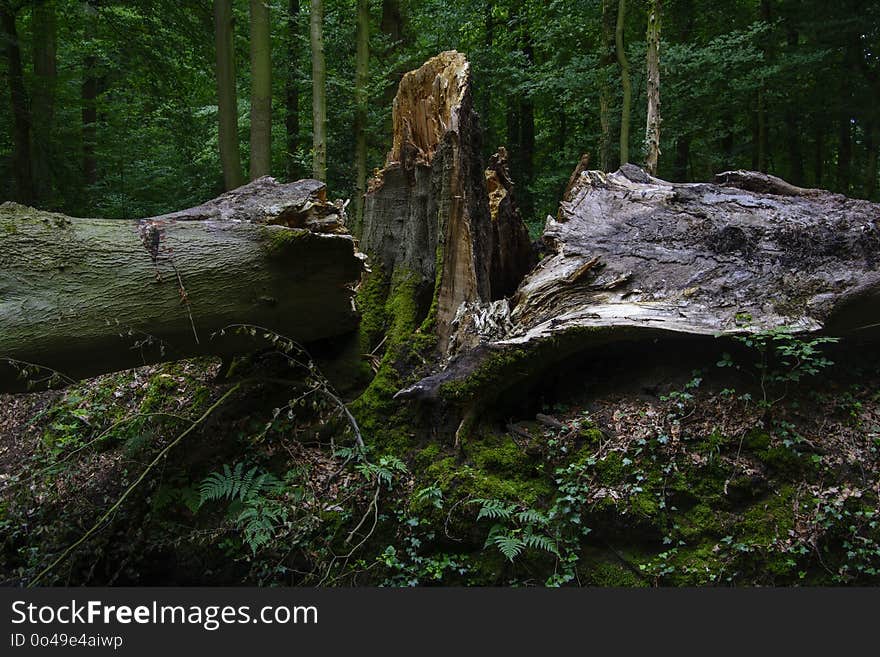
left=0, top=178, right=364, bottom=390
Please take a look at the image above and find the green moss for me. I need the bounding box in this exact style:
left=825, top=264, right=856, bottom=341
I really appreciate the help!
left=469, top=434, right=535, bottom=478
left=439, top=348, right=531, bottom=402
left=261, top=226, right=310, bottom=256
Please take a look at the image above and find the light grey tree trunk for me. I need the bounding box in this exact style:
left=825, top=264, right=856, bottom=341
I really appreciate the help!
left=249, top=0, right=273, bottom=179
left=616, top=0, right=631, bottom=165
left=310, top=0, right=327, bottom=181
left=644, top=0, right=662, bottom=176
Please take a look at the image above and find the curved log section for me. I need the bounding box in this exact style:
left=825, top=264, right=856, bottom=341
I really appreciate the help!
left=402, top=165, right=880, bottom=400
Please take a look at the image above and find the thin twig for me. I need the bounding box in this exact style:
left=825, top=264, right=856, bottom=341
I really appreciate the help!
left=28, top=383, right=241, bottom=587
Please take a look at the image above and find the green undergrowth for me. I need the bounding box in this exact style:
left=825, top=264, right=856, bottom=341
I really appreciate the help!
left=3, top=314, right=879, bottom=586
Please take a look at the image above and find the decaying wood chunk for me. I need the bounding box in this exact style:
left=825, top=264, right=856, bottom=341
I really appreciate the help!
left=360, top=51, right=533, bottom=351
left=0, top=177, right=364, bottom=390
left=401, top=164, right=880, bottom=400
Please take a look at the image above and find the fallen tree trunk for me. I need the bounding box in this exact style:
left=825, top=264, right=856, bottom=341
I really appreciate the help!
left=0, top=177, right=364, bottom=390
left=401, top=165, right=880, bottom=400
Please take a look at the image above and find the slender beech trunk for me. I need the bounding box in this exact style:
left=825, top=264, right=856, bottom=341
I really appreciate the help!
left=286, top=0, right=300, bottom=181
left=598, top=0, right=614, bottom=171
left=249, top=0, right=272, bottom=179
left=214, top=0, right=245, bottom=190
left=756, top=0, right=771, bottom=172
left=784, top=26, right=803, bottom=185
left=310, top=0, right=327, bottom=181
left=616, top=0, right=631, bottom=165
left=483, top=1, right=494, bottom=149
left=1, top=4, right=33, bottom=204
left=520, top=38, right=535, bottom=219
left=353, top=0, right=370, bottom=235
left=644, top=0, right=661, bottom=175
left=32, top=0, right=57, bottom=203
left=82, top=3, right=98, bottom=192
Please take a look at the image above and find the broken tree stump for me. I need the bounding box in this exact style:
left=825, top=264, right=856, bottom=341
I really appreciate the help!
left=359, top=51, right=532, bottom=352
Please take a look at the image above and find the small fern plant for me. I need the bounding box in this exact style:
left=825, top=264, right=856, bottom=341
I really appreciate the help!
left=199, top=462, right=287, bottom=554
left=472, top=499, right=559, bottom=562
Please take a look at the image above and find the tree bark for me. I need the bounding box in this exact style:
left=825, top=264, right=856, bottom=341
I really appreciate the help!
left=82, top=2, right=99, bottom=192
left=353, top=0, right=370, bottom=236
left=784, top=26, right=804, bottom=185
left=1, top=3, right=34, bottom=205
left=615, top=0, right=631, bottom=164
left=644, top=0, right=661, bottom=176
left=309, top=0, right=327, bottom=181
left=286, top=0, right=300, bottom=181
left=361, top=52, right=532, bottom=351
left=249, top=0, right=272, bottom=179
left=519, top=39, right=535, bottom=220
left=0, top=178, right=363, bottom=391
left=214, top=0, right=245, bottom=190
left=598, top=0, right=614, bottom=171
left=31, top=0, right=58, bottom=204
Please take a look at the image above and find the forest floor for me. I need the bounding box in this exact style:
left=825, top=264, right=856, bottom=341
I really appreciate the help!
left=1, top=337, right=879, bottom=586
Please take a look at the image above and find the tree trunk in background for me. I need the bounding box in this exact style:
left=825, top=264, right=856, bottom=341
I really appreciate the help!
left=837, top=112, right=852, bottom=194
left=673, top=136, right=690, bottom=181
left=598, top=0, right=614, bottom=171
left=866, top=122, right=877, bottom=200
left=0, top=179, right=362, bottom=391
left=310, top=0, right=327, bottom=181
left=0, top=4, right=33, bottom=205
left=286, top=0, right=300, bottom=181
left=483, top=2, right=494, bottom=150
left=249, top=0, right=272, bottom=179
left=615, top=0, right=631, bottom=165
left=380, top=0, right=403, bottom=43
left=31, top=0, right=57, bottom=204
left=214, top=0, right=245, bottom=190
left=82, top=3, right=98, bottom=192
left=784, top=26, right=803, bottom=185
left=519, top=39, right=535, bottom=220
left=813, top=121, right=824, bottom=188
left=756, top=0, right=771, bottom=173
left=644, top=0, right=661, bottom=176
left=353, top=0, right=370, bottom=236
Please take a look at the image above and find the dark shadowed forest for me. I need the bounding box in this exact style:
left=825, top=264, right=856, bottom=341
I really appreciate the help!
left=1, top=0, right=879, bottom=588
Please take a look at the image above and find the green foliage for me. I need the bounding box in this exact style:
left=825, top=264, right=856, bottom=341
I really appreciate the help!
left=718, top=327, right=839, bottom=407
left=198, top=462, right=282, bottom=506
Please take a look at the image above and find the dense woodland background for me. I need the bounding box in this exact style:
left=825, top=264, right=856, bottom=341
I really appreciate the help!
left=2, top=1, right=880, bottom=588
left=2, top=0, right=879, bottom=228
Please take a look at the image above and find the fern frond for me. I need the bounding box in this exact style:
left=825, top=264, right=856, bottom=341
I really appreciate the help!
left=491, top=533, right=526, bottom=561
left=474, top=498, right=515, bottom=521
left=517, top=509, right=549, bottom=525
left=522, top=532, right=559, bottom=556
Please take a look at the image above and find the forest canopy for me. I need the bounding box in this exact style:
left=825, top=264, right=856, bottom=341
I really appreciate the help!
left=1, top=0, right=878, bottom=230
